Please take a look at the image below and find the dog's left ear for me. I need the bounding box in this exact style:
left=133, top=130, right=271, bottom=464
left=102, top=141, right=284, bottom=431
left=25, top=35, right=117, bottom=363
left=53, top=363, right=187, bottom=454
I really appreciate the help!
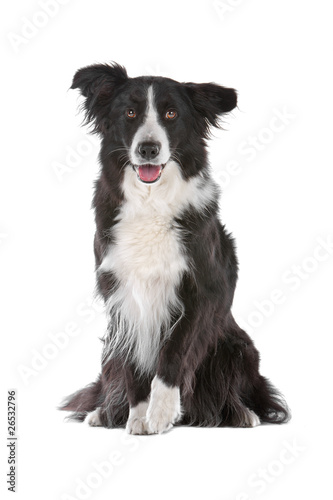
left=185, top=82, right=237, bottom=130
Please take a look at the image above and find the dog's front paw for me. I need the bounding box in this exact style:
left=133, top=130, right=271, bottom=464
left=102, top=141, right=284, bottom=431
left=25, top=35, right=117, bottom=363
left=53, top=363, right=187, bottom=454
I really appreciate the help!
left=146, top=376, right=181, bottom=434
left=126, top=416, right=149, bottom=435
left=126, top=402, right=150, bottom=435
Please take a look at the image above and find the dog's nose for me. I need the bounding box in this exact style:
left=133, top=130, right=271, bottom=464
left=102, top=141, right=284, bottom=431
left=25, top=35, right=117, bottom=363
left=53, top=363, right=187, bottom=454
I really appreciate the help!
left=138, top=142, right=160, bottom=160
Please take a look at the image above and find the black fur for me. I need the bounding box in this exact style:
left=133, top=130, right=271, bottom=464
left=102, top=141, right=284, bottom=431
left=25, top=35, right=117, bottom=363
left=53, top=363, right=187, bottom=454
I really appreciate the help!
left=60, top=63, right=290, bottom=429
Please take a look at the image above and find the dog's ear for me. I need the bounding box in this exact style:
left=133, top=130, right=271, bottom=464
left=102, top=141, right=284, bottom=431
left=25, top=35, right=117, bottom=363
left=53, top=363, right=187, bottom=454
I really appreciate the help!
left=185, top=82, right=237, bottom=133
left=71, top=62, right=128, bottom=133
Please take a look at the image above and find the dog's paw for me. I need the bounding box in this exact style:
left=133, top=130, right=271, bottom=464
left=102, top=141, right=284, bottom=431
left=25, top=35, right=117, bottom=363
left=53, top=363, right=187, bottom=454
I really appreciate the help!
left=126, top=402, right=150, bottom=435
left=126, top=416, right=149, bottom=435
left=146, top=376, right=181, bottom=434
left=242, top=408, right=261, bottom=428
left=85, top=407, right=102, bottom=427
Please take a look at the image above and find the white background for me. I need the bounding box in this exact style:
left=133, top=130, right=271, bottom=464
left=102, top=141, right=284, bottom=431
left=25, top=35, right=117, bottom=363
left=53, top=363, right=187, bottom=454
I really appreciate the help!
left=1, top=1, right=333, bottom=499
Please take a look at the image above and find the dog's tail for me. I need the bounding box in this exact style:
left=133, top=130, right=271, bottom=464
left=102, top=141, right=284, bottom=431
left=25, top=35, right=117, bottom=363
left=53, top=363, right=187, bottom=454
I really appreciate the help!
left=227, top=314, right=291, bottom=425
left=58, top=377, right=103, bottom=422
left=59, top=358, right=129, bottom=427
left=247, top=374, right=291, bottom=424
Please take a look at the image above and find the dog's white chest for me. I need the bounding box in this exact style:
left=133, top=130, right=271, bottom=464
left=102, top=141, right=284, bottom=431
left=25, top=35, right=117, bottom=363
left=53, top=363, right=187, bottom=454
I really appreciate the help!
left=109, top=211, right=186, bottom=283
left=99, top=193, right=187, bottom=373
left=98, top=162, right=217, bottom=373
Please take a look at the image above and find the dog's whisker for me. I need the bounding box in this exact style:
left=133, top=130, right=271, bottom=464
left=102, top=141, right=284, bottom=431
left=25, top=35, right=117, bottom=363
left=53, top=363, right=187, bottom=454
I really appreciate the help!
left=106, top=147, right=129, bottom=157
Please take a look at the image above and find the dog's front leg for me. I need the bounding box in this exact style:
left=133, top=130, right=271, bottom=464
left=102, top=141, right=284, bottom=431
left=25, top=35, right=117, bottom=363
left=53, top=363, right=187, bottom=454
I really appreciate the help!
left=146, top=375, right=182, bottom=434
left=145, top=315, right=191, bottom=434
left=124, top=364, right=152, bottom=435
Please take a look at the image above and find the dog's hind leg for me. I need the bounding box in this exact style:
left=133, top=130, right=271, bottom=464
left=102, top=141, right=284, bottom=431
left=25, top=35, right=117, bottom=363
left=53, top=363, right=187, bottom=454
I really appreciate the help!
left=241, top=408, right=261, bottom=427
left=222, top=386, right=261, bottom=427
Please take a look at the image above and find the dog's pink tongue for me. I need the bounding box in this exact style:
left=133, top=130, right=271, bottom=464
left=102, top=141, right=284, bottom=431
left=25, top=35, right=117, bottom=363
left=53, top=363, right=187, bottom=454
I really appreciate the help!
left=138, top=164, right=161, bottom=182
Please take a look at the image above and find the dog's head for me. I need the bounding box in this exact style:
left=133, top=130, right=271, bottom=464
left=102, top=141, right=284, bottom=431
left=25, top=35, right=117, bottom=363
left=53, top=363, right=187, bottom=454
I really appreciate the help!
left=71, top=63, right=237, bottom=184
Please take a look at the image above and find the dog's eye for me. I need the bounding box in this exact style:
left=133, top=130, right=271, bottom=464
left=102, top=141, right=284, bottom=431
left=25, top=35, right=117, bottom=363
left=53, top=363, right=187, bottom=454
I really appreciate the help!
left=127, top=109, right=136, bottom=118
left=165, top=110, right=177, bottom=120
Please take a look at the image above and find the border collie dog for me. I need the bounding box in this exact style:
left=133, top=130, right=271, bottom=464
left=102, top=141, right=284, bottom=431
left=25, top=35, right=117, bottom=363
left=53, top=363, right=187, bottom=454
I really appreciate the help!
left=61, top=63, right=290, bottom=434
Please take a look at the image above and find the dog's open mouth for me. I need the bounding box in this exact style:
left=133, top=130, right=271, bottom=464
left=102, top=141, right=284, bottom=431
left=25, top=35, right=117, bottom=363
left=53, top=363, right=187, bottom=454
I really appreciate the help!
left=134, top=164, right=165, bottom=184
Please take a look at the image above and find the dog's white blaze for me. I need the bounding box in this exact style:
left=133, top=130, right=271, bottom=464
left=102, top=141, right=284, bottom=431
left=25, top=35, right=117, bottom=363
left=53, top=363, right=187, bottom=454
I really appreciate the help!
left=99, top=161, right=218, bottom=374
left=130, top=85, right=170, bottom=165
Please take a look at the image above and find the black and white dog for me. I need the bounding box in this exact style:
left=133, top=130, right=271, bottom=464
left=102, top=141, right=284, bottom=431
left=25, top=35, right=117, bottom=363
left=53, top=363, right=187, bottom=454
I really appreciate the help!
left=61, top=63, right=290, bottom=434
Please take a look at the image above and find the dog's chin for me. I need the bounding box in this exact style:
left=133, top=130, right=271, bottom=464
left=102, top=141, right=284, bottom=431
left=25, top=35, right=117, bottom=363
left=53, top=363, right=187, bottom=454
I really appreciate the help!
left=133, top=163, right=166, bottom=184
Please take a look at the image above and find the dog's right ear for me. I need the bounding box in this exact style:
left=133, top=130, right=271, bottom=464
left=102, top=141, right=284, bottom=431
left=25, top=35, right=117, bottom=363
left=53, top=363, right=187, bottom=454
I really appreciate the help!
left=71, top=62, right=128, bottom=133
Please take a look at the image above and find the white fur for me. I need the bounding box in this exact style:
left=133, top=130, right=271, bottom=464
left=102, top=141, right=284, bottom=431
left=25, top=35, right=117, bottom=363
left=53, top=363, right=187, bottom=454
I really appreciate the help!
left=99, top=160, right=217, bottom=374
left=126, top=401, right=150, bottom=435
left=146, top=376, right=182, bottom=434
left=130, top=85, right=170, bottom=166
left=85, top=407, right=102, bottom=427
left=242, top=408, right=261, bottom=427
left=240, top=406, right=261, bottom=427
